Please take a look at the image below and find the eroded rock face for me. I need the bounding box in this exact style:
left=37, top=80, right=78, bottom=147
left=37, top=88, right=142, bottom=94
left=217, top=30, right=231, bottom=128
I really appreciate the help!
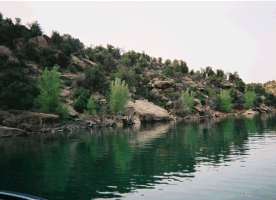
left=0, top=126, right=26, bottom=137
left=242, top=109, right=258, bottom=118
left=151, top=78, right=174, bottom=89
left=0, top=110, right=59, bottom=132
left=70, top=55, right=96, bottom=70
left=28, top=36, right=48, bottom=48
left=0, top=45, right=12, bottom=57
left=127, top=100, right=173, bottom=125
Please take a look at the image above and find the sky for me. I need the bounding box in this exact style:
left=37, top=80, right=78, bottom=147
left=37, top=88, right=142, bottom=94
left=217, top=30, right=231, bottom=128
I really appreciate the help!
left=1, top=1, right=276, bottom=83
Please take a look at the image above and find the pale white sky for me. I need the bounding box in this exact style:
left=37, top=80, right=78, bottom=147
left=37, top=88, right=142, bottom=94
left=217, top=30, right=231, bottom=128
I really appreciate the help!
left=1, top=1, right=276, bottom=83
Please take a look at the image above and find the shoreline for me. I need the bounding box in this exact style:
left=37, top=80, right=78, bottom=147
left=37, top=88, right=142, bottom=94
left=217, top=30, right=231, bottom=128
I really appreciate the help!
left=0, top=107, right=275, bottom=138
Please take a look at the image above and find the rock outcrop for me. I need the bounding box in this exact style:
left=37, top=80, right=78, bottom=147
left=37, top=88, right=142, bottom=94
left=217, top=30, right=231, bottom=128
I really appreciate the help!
left=70, top=55, right=96, bottom=70
left=126, top=100, right=173, bottom=127
left=28, top=36, right=49, bottom=48
left=0, top=126, right=27, bottom=137
left=0, top=110, right=59, bottom=132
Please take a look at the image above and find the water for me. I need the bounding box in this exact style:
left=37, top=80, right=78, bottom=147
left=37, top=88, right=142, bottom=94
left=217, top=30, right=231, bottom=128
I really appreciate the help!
left=0, top=115, right=276, bottom=200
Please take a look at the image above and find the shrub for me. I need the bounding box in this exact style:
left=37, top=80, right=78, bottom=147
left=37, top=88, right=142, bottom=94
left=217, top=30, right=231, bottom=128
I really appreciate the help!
left=81, top=65, right=108, bottom=93
left=180, top=90, right=195, bottom=113
left=86, top=96, right=97, bottom=115
left=217, top=90, right=233, bottom=112
left=36, top=66, right=66, bottom=116
left=73, top=88, right=90, bottom=112
left=244, top=90, right=256, bottom=109
left=109, top=78, right=130, bottom=114
left=114, top=66, right=138, bottom=89
left=0, top=55, right=38, bottom=110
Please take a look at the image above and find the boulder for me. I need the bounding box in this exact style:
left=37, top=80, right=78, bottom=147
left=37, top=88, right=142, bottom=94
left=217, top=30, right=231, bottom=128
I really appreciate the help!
left=152, top=78, right=174, bottom=89
left=127, top=100, right=173, bottom=125
left=0, top=126, right=27, bottom=137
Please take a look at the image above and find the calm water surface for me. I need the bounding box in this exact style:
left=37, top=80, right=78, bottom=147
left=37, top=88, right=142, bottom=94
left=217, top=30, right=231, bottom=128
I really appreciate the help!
left=0, top=115, right=276, bottom=200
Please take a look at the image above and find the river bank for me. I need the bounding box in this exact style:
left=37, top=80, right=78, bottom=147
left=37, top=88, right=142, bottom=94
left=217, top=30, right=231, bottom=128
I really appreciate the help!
left=0, top=102, right=275, bottom=137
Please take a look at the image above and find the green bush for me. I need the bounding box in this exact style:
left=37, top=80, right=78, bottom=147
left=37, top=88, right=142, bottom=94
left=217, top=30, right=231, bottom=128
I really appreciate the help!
left=36, top=66, right=67, bottom=116
left=180, top=90, right=195, bottom=113
left=80, top=65, right=108, bottom=93
left=0, top=55, right=38, bottom=110
left=73, top=88, right=90, bottom=112
left=217, top=90, right=233, bottom=112
left=109, top=78, right=130, bottom=114
left=86, top=96, right=97, bottom=115
left=244, top=90, right=256, bottom=109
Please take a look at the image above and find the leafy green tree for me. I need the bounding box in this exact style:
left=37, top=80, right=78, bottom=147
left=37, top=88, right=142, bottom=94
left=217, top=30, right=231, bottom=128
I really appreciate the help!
left=244, top=90, right=256, bottom=109
left=180, top=90, right=195, bottom=113
left=87, top=96, right=97, bottom=115
left=73, top=88, right=90, bottom=112
left=110, top=78, right=130, bottom=114
left=36, top=66, right=66, bottom=115
left=217, top=90, right=233, bottom=112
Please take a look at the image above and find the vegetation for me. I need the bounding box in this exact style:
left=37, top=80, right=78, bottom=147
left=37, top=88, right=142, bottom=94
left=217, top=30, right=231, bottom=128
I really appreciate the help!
left=109, top=78, right=130, bottom=114
left=244, top=90, right=257, bottom=109
left=180, top=90, right=195, bottom=114
left=0, top=12, right=275, bottom=125
left=36, top=66, right=67, bottom=117
left=73, top=88, right=90, bottom=112
left=217, top=90, right=233, bottom=112
left=87, top=96, right=97, bottom=115
left=0, top=55, right=37, bottom=110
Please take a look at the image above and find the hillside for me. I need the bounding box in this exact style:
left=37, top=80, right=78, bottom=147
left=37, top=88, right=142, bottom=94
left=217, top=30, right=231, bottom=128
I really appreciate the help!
left=0, top=13, right=276, bottom=133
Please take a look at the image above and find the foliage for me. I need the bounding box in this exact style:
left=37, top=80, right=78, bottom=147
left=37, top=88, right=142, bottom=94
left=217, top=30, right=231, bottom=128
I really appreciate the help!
left=244, top=90, right=257, bottom=109
left=73, top=88, right=90, bottom=112
left=77, top=65, right=109, bottom=93
left=36, top=66, right=66, bottom=116
left=113, top=66, right=138, bottom=90
left=0, top=55, right=38, bottom=109
left=87, top=96, right=97, bottom=115
left=163, top=59, right=188, bottom=77
left=180, top=90, right=195, bottom=113
left=109, top=78, right=130, bottom=114
left=217, top=90, right=233, bottom=112
left=29, top=21, right=42, bottom=37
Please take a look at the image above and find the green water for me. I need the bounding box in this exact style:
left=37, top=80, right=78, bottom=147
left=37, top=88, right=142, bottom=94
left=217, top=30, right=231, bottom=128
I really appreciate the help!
left=1, top=115, right=276, bottom=200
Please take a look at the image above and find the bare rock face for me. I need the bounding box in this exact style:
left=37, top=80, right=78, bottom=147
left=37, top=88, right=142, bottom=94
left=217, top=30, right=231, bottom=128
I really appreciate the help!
left=127, top=100, right=173, bottom=126
left=28, top=36, right=48, bottom=48
left=242, top=109, right=258, bottom=118
left=70, top=55, right=96, bottom=70
left=264, top=80, right=276, bottom=96
left=0, top=110, right=59, bottom=132
left=0, top=45, right=12, bottom=57
left=151, top=78, right=174, bottom=89
left=0, top=126, right=27, bottom=137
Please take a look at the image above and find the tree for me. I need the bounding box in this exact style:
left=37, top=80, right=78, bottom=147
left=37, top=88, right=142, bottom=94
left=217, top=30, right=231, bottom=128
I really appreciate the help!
left=217, top=90, right=233, bottom=112
left=80, top=65, right=108, bottom=93
left=244, top=90, right=256, bottom=109
left=36, top=66, right=65, bottom=115
left=180, top=90, right=195, bottom=114
left=87, top=96, right=97, bottom=115
left=73, top=88, right=90, bottom=112
left=29, top=21, right=42, bottom=37
left=0, top=55, right=37, bottom=110
left=109, top=78, right=130, bottom=114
